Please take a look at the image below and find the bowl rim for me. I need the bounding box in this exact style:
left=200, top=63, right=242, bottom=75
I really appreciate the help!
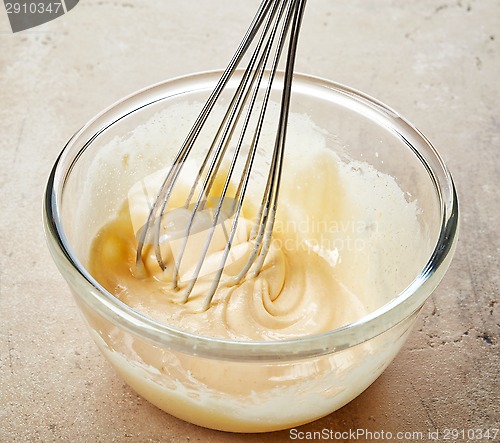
left=43, top=70, right=459, bottom=361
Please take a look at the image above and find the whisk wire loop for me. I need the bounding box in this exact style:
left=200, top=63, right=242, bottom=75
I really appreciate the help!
left=136, top=0, right=307, bottom=310
left=135, top=0, right=274, bottom=270
left=174, top=0, right=296, bottom=299
left=171, top=0, right=289, bottom=292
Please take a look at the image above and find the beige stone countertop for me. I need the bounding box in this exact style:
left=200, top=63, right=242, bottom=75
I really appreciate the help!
left=0, top=1, right=498, bottom=442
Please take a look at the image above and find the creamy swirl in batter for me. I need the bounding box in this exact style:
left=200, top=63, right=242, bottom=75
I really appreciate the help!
left=89, top=153, right=367, bottom=340
left=87, top=105, right=426, bottom=343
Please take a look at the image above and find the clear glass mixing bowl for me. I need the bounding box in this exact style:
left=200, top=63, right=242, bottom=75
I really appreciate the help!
left=43, top=71, right=458, bottom=432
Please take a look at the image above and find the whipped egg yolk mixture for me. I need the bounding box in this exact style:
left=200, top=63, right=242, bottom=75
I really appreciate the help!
left=87, top=106, right=425, bottom=342
left=79, top=104, right=430, bottom=432
left=89, top=153, right=369, bottom=340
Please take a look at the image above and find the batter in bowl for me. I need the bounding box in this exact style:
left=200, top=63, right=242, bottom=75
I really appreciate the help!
left=88, top=104, right=428, bottom=341
left=80, top=103, right=431, bottom=431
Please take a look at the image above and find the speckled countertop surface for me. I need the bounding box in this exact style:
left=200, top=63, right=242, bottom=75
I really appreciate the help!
left=0, top=1, right=498, bottom=442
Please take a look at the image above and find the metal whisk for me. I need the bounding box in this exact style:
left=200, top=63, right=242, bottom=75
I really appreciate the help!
left=136, top=0, right=307, bottom=310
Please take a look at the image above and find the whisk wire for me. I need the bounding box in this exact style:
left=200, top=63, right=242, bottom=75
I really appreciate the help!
left=216, top=0, right=304, bottom=287
left=135, top=0, right=274, bottom=269
left=170, top=0, right=287, bottom=290
left=250, top=0, right=307, bottom=277
left=182, top=0, right=300, bottom=308
left=136, top=0, right=307, bottom=310
left=173, top=0, right=293, bottom=294
left=182, top=0, right=281, bottom=212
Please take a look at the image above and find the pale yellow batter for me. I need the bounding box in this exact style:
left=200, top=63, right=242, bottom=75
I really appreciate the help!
left=89, top=153, right=368, bottom=340
left=86, top=101, right=429, bottom=343
left=81, top=104, right=430, bottom=431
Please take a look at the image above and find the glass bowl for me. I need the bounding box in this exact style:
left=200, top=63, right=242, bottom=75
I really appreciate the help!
left=43, top=71, right=458, bottom=433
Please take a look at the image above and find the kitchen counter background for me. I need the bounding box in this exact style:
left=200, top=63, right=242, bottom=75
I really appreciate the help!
left=0, top=1, right=498, bottom=441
